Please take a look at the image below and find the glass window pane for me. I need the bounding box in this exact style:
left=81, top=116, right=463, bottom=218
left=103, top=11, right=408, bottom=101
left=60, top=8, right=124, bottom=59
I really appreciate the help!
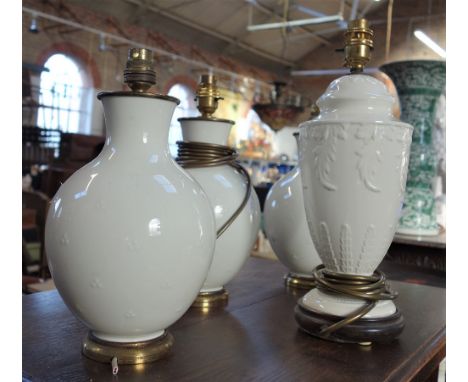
left=38, top=54, right=84, bottom=133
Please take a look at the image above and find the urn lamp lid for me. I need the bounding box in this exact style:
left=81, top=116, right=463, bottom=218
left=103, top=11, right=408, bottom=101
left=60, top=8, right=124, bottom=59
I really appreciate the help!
left=178, top=74, right=234, bottom=124
left=97, top=48, right=180, bottom=104
left=311, top=19, right=397, bottom=123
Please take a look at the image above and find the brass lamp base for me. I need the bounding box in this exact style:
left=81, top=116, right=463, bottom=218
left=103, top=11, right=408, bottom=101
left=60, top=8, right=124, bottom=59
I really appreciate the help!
left=284, top=273, right=316, bottom=290
left=191, top=288, right=229, bottom=309
left=82, top=330, right=174, bottom=364
left=295, top=301, right=404, bottom=345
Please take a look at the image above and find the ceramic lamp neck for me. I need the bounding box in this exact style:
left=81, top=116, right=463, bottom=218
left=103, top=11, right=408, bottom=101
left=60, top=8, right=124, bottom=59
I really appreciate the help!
left=101, top=96, right=177, bottom=153
left=180, top=119, right=233, bottom=146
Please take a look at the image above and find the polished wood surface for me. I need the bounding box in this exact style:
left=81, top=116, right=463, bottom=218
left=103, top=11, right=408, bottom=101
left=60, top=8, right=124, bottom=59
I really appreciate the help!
left=23, top=257, right=445, bottom=382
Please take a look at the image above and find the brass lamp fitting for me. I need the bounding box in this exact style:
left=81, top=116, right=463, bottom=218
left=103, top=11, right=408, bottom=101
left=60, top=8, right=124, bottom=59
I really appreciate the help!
left=343, top=19, right=374, bottom=73
left=310, top=103, right=320, bottom=118
left=196, top=74, right=223, bottom=118
left=124, top=48, right=156, bottom=93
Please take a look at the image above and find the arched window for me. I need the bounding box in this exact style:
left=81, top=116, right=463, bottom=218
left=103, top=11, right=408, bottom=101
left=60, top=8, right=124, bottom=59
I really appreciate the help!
left=167, top=83, right=197, bottom=157
left=37, top=53, right=91, bottom=133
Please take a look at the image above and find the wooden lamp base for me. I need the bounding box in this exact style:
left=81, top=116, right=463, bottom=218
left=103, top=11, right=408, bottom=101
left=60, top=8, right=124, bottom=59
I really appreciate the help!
left=295, top=300, right=405, bottom=344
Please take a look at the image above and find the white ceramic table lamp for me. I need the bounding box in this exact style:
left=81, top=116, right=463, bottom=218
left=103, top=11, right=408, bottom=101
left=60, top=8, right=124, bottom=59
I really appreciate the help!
left=45, top=48, right=216, bottom=364
left=177, top=75, right=261, bottom=309
left=295, top=20, right=413, bottom=344
left=264, top=132, right=321, bottom=289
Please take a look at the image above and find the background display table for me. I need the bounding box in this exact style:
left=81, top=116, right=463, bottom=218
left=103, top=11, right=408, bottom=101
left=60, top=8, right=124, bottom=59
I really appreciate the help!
left=387, top=231, right=446, bottom=272
left=23, top=257, right=445, bottom=382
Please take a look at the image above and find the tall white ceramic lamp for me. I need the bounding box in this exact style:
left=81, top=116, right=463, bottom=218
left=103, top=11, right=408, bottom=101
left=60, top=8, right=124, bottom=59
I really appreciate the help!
left=295, top=19, right=413, bottom=344
left=45, top=49, right=216, bottom=365
left=177, top=75, right=261, bottom=309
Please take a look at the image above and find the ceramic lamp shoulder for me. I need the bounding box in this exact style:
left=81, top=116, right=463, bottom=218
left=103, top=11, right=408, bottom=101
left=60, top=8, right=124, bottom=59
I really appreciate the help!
left=186, top=165, right=252, bottom=224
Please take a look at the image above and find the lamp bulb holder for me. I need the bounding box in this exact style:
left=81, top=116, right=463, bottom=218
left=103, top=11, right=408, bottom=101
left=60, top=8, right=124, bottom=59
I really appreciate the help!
left=342, top=18, right=374, bottom=73
left=196, top=74, right=223, bottom=118
left=123, top=48, right=156, bottom=93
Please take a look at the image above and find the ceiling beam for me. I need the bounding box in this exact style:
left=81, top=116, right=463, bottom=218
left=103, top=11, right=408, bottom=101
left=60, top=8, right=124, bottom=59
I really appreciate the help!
left=246, top=0, right=331, bottom=46
left=166, top=0, right=206, bottom=11
left=123, top=0, right=295, bottom=67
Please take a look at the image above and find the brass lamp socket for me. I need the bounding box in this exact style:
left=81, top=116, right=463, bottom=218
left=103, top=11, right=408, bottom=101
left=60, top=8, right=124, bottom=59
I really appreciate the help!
left=124, top=48, right=156, bottom=93
left=343, top=19, right=374, bottom=73
left=196, top=74, right=223, bottom=118
left=310, top=103, right=320, bottom=118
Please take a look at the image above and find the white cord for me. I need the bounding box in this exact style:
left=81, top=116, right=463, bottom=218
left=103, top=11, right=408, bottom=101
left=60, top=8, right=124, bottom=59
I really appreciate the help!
left=111, top=357, right=119, bottom=375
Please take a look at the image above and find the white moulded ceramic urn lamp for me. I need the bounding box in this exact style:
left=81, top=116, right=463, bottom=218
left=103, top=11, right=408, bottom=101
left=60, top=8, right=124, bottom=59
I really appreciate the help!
left=295, top=19, right=413, bottom=344
left=177, top=74, right=261, bottom=309
left=264, top=131, right=321, bottom=289
left=45, top=48, right=216, bottom=365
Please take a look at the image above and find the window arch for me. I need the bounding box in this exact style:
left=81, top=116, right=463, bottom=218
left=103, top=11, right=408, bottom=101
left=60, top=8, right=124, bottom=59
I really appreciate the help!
left=37, top=53, right=92, bottom=133
left=167, top=83, right=198, bottom=157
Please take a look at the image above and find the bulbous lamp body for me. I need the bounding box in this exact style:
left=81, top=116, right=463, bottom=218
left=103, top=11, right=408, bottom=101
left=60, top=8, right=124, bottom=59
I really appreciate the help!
left=179, top=119, right=261, bottom=293
left=264, top=160, right=321, bottom=281
left=298, top=74, right=413, bottom=318
left=45, top=94, right=216, bottom=343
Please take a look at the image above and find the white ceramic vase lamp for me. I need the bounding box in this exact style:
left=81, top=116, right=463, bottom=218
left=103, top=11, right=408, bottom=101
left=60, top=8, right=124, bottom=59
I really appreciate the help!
left=295, top=20, right=413, bottom=344
left=45, top=49, right=216, bottom=365
left=264, top=132, right=321, bottom=289
left=178, top=75, right=261, bottom=309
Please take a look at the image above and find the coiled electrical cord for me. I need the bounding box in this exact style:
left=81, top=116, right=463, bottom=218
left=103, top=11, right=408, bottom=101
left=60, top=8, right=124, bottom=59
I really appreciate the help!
left=312, top=264, right=398, bottom=336
left=176, top=140, right=252, bottom=238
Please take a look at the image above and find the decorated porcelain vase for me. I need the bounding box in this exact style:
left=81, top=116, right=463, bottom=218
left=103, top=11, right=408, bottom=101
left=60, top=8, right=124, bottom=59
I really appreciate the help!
left=264, top=134, right=321, bottom=278
left=45, top=92, right=216, bottom=343
left=380, top=60, right=445, bottom=236
left=298, top=74, right=413, bottom=317
left=179, top=118, right=261, bottom=292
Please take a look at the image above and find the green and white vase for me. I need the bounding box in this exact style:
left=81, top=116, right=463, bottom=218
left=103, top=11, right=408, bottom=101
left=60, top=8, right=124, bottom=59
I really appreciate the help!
left=380, top=60, right=445, bottom=236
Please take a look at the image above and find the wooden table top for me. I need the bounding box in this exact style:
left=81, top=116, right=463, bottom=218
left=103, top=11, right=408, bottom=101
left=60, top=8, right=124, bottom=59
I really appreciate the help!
left=23, top=257, right=446, bottom=382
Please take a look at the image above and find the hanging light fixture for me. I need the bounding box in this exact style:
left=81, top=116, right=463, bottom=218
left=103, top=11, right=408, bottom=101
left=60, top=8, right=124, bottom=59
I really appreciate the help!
left=252, top=81, right=304, bottom=132
left=98, top=33, right=107, bottom=52
left=29, top=13, right=39, bottom=34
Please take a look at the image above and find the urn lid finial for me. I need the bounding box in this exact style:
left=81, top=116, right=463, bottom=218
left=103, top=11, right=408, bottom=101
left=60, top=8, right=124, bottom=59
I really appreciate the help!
left=196, top=74, right=224, bottom=118
left=124, top=48, right=156, bottom=93
left=343, top=18, right=374, bottom=73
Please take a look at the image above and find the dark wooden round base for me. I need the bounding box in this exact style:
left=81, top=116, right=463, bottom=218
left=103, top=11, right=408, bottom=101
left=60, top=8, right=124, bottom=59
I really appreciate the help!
left=295, top=300, right=405, bottom=344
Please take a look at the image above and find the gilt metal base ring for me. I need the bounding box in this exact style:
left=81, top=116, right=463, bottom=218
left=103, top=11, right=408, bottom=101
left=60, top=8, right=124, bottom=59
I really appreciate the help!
left=82, top=330, right=174, bottom=364
left=191, top=288, right=229, bottom=309
left=284, top=273, right=316, bottom=290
